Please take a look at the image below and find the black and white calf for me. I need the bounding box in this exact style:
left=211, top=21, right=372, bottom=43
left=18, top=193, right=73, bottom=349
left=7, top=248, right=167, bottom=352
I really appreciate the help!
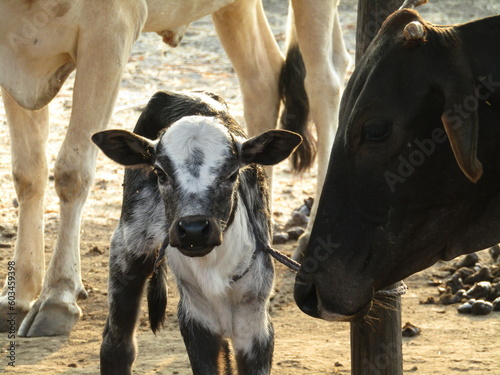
left=92, top=91, right=301, bottom=375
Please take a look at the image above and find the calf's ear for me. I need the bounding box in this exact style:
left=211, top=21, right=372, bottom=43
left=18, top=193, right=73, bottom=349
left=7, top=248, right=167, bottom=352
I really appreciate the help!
left=241, top=130, right=302, bottom=166
left=91, top=130, right=155, bottom=166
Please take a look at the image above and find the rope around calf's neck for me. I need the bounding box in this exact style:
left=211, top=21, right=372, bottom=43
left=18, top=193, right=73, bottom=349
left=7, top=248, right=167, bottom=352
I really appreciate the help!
left=260, top=244, right=301, bottom=272
left=153, top=238, right=407, bottom=297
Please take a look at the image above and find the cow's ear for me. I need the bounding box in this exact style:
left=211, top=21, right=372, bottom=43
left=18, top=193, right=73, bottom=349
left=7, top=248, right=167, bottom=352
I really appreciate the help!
left=441, top=108, right=482, bottom=183
left=241, top=130, right=302, bottom=166
left=92, top=130, right=155, bottom=166
left=439, top=62, right=483, bottom=183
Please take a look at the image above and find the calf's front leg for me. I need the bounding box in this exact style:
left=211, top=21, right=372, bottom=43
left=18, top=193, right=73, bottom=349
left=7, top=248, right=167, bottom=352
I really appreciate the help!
left=100, top=244, right=155, bottom=375
left=233, top=263, right=274, bottom=375
left=178, top=298, right=225, bottom=374
left=233, top=309, right=274, bottom=375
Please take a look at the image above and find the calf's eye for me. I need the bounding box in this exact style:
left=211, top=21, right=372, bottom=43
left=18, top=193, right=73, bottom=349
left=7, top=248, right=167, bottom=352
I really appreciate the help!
left=362, top=121, right=391, bottom=143
left=153, top=167, right=169, bottom=184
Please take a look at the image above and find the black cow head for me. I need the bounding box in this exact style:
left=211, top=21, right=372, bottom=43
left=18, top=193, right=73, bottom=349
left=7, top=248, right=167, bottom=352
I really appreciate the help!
left=294, top=9, right=500, bottom=321
left=93, top=92, right=301, bottom=258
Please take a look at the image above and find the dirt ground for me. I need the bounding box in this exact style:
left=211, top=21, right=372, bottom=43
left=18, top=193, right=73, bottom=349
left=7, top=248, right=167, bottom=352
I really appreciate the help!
left=1, top=1, right=500, bottom=374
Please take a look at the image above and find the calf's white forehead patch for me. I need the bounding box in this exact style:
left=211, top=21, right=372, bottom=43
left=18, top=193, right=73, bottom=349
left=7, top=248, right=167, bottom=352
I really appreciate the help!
left=159, top=116, right=233, bottom=193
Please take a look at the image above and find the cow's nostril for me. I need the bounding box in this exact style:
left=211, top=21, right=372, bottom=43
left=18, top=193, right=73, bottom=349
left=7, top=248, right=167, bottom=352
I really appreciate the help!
left=294, top=280, right=320, bottom=319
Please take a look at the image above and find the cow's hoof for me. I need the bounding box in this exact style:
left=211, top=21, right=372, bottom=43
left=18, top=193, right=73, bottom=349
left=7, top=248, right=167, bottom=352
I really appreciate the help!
left=0, top=296, right=30, bottom=332
left=18, top=297, right=82, bottom=337
left=291, top=232, right=309, bottom=262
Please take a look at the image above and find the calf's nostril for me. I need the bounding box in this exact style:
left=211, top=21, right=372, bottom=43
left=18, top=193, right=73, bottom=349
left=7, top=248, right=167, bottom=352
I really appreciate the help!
left=201, top=220, right=210, bottom=235
left=176, top=218, right=212, bottom=241
left=177, top=221, right=187, bottom=238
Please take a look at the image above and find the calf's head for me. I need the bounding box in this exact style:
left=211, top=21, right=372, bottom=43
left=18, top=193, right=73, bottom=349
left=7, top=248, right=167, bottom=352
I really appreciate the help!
left=294, top=9, right=500, bottom=321
left=93, top=113, right=301, bottom=257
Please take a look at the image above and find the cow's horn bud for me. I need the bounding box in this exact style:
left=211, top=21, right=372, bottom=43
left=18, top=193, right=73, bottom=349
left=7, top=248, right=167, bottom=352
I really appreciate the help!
left=400, top=0, right=428, bottom=10
left=404, top=21, right=425, bottom=40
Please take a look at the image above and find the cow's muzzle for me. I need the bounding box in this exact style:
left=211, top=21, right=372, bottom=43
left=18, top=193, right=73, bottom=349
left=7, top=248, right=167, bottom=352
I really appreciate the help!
left=293, top=273, right=373, bottom=322
left=170, top=215, right=222, bottom=257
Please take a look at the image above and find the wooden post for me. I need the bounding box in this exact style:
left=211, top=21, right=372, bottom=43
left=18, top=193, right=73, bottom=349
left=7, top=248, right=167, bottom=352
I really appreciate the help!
left=355, top=0, right=402, bottom=64
left=351, top=5, right=404, bottom=373
left=350, top=286, right=402, bottom=374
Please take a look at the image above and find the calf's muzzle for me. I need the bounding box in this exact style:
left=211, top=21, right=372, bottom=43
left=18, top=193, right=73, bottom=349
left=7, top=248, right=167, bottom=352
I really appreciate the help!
left=170, top=215, right=222, bottom=257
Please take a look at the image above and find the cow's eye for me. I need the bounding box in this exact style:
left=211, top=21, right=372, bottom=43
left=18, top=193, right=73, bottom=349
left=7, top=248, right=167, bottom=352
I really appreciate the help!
left=362, top=121, right=391, bottom=143
left=153, top=167, right=169, bottom=184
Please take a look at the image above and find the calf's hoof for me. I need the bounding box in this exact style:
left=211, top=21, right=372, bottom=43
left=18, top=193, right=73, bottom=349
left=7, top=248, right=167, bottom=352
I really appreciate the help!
left=18, top=297, right=82, bottom=337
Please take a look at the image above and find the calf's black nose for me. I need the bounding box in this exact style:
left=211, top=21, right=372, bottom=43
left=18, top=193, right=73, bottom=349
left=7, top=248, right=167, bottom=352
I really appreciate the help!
left=170, top=215, right=222, bottom=257
left=178, top=217, right=210, bottom=242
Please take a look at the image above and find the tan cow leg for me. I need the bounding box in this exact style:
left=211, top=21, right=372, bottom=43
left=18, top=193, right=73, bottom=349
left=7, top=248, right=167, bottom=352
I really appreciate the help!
left=0, top=89, right=49, bottom=332
left=291, top=0, right=350, bottom=260
left=17, top=1, right=147, bottom=337
left=212, top=0, right=285, bottom=199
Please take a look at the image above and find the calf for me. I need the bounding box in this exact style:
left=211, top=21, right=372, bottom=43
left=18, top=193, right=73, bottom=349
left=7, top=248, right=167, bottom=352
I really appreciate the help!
left=93, top=91, right=301, bottom=375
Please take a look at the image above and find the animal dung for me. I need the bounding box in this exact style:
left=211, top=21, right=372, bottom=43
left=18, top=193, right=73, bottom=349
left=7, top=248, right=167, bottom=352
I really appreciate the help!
left=402, top=322, right=421, bottom=337
left=438, top=288, right=466, bottom=305
left=489, top=245, right=500, bottom=263
left=454, top=266, right=476, bottom=280
left=427, top=278, right=442, bottom=286
left=465, top=281, right=492, bottom=299
left=456, top=252, right=479, bottom=268
left=457, top=299, right=475, bottom=314
left=288, top=211, right=309, bottom=227
left=272, top=232, right=289, bottom=244
left=470, top=300, right=494, bottom=315
left=457, top=298, right=493, bottom=315
left=285, top=198, right=312, bottom=227
left=0, top=225, right=17, bottom=239
left=427, top=251, right=500, bottom=317
left=273, top=198, right=313, bottom=244
left=445, top=273, right=465, bottom=294
left=420, top=296, right=436, bottom=304
left=463, top=266, right=494, bottom=284
left=286, top=227, right=305, bottom=241
left=493, top=297, right=500, bottom=311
